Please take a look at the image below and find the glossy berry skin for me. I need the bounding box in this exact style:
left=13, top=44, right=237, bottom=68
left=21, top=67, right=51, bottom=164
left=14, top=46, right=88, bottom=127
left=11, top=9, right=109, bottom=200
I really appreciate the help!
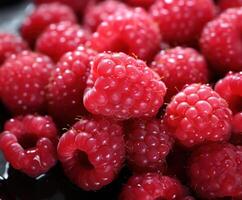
left=151, top=47, right=209, bottom=101
left=83, top=52, right=167, bottom=120
left=124, top=0, right=155, bottom=8
left=200, top=8, right=242, bottom=73
left=120, top=173, right=193, bottom=200
left=47, top=46, right=97, bottom=126
left=84, top=0, right=130, bottom=32
left=218, top=0, right=242, bottom=11
left=126, top=119, right=173, bottom=173
left=149, top=0, right=216, bottom=46
left=89, top=8, right=161, bottom=61
left=0, top=115, right=58, bottom=177
left=20, top=3, right=77, bottom=47
left=164, top=84, right=232, bottom=148
left=57, top=117, right=125, bottom=191
left=0, top=33, right=28, bottom=65
left=36, top=21, right=90, bottom=62
left=189, top=143, right=242, bottom=199
left=0, top=51, right=54, bottom=115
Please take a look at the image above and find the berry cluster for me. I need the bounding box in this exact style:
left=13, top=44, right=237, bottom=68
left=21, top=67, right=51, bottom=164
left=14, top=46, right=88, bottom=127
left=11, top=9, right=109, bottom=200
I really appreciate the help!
left=0, top=0, right=242, bottom=199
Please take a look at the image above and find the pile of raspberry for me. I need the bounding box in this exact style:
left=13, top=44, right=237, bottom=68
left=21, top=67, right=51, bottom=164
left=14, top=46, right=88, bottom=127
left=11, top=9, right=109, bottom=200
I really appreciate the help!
left=1, top=0, right=242, bottom=199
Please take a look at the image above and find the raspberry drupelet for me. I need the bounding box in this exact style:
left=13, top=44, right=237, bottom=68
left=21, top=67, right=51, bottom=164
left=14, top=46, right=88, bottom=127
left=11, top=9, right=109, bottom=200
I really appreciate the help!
left=189, top=143, right=242, bottom=199
left=218, top=0, right=242, bottom=11
left=0, top=51, right=54, bottom=115
left=164, top=84, right=232, bottom=148
left=89, top=8, right=161, bottom=61
left=120, top=173, right=194, bottom=200
left=0, top=115, right=58, bottom=177
left=47, top=46, right=97, bottom=126
left=126, top=119, right=173, bottom=173
left=20, top=2, right=77, bottom=47
left=36, top=21, right=90, bottom=62
left=57, top=117, right=125, bottom=191
left=150, top=47, right=209, bottom=101
left=83, top=52, right=167, bottom=120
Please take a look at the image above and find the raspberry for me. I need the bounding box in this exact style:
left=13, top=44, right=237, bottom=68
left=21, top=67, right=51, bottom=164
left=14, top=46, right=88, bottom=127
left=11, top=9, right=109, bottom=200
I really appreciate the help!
left=120, top=173, right=193, bottom=200
left=89, top=8, right=161, bottom=61
left=149, top=0, right=216, bottom=46
left=126, top=119, right=173, bottom=173
left=0, top=115, right=58, bottom=177
left=233, top=112, right=242, bottom=134
left=57, top=117, right=125, bottom=191
left=164, top=84, right=232, bottom=147
left=83, top=52, right=167, bottom=120
left=218, top=0, right=242, bottom=11
left=0, top=51, right=54, bottom=115
left=200, top=8, right=242, bottom=73
left=151, top=47, right=209, bottom=101
left=188, top=143, right=242, bottom=199
left=20, top=3, right=77, bottom=47
left=124, top=0, right=155, bottom=8
left=0, top=33, right=28, bottom=65
left=84, top=0, right=130, bottom=32
left=36, top=21, right=90, bottom=62
left=47, top=46, right=97, bottom=126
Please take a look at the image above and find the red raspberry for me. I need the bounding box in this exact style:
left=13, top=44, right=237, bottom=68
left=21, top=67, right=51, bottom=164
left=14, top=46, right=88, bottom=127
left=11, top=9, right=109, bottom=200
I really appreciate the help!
left=188, top=143, right=242, bottom=199
left=120, top=173, right=193, bottom=200
left=124, top=0, right=155, bottom=8
left=218, top=0, right=242, bottom=11
left=57, top=117, right=125, bottom=191
left=36, top=21, right=90, bottom=62
left=233, top=112, right=242, bottom=134
left=83, top=52, right=167, bottom=120
left=89, top=8, right=161, bottom=61
left=47, top=46, right=97, bottom=126
left=0, top=33, right=28, bottom=65
left=151, top=47, right=209, bottom=101
left=200, top=8, right=242, bottom=73
left=0, top=115, right=58, bottom=177
left=126, top=119, right=173, bottom=173
left=149, top=0, right=216, bottom=46
left=164, top=84, right=232, bottom=148
left=20, top=3, right=77, bottom=47
left=0, top=51, right=54, bottom=115
left=84, top=0, right=130, bottom=32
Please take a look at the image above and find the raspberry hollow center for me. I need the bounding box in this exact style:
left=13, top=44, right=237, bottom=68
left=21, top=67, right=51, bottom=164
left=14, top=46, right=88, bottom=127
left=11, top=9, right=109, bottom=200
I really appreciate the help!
left=75, top=150, right=94, bottom=170
left=19, top=134, right=38, bottom=150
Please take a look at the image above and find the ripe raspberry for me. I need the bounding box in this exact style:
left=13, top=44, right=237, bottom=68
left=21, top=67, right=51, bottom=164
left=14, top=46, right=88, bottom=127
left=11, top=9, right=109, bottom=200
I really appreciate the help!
left=200, top=8, right=242, bottom=73
left=233, top=112, right=242, bottom=134
left=0, top=115, right=58, bottom=177
left=84, top=0, right=130, bottom=32
left=188, top=143, right=242, bottom=199
left=149, top=0, right=216, bottom=46
left=126, top=119, right=173, bottom=173
left=151, top=47, right=209, bottom=101
left=0, top=33, right=28, bottom=65
left=218, top=0, right=242, bottom=11
left=89, top=8, right=161, bottom=61
left=57, top=117, right=125, bottom=191
left=120, top=173, right=193, bottom=200
left=20, top=3, right=77, bottom=47
left=47, top=46, right=97, bottom=126
left=36, top=21, right=90, bottom=62
left=164, top=84, right=232, bottom=148
left=124, top=0, right=155, bottom=8
left=0, top=51, right=54, bottom=115
left=83, top=52, right=167, bottom=120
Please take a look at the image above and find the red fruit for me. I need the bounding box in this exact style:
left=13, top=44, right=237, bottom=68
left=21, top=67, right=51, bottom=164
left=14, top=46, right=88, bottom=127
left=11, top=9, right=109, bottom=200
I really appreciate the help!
left=233, top=112, right=242, bottom=134
left=149, top=0, right=216, bottom=46
left=151, top=47, right=209, bottom=100
left=0, top=115, right=58, bottom=177
left=89, top=8, right=161, bottom=61
left=20, top=3, right=77, bottom=47
left=124, top=0, right=155, bottom=8
left=0, top=51, right=54, bottom=115
left=57, top=117, right=125, bottom=191
left=126, top=119, right=173, bottom=173
left=0, top=33, right=28, bottom=65
left=218, top=0, right=242, bottom=11
left=47, top=46, right=97, bottom=126
left=36, top=21, right=90, bottom=62
left=200, top=8, right=242, bottom=73
left=83, top=52, right=167, bottom=120
left=189, top=143, right=242, bottom=199
left=164, top=84, right=232, bottom=148
left=84, top=0, right=130, bottom=32
left=120, top=173, right=193, bottom=200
